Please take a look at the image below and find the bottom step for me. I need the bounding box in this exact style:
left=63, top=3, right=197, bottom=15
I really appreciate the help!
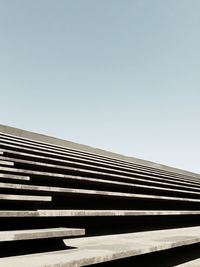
left=1, top=226, right=200, bottom=266
left=0, top=227, right=85, bottom=242
left=175, top=258, right=200, bottom=267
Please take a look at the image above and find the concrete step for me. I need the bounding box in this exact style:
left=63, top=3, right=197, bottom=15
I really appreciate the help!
left=1, top=209, right=200, bottom=217
left=0, top=160, right=14, bottom=166
left=0, top=182, right=199, bottom=203
left=1, top=165, right=200, bottom=198
left=2, top=209, right=200, bottom=217
left=0, top=134, right=198, bottom=183
left=174, top=258, right=200, bottom=266
left=1, top=226, right=200, bottom=266
left=0, top=227, right=85, bottom=242
left=0, top=173, right=30, bottom=181
left=0, top=138, right=194, bottom=184
left=0, top=194, right=51, bottom=202
left=1, top=150, right=199, bottom=189
left=1, top=177, right=200, bottom=200
left=1, top=158, right=200, bottom=193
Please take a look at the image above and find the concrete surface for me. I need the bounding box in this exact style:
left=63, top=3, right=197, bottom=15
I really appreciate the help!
left=175, top=258, right=200, bottom=266
left=1, top=226, right=200, bottom=266
left=0, top=181, right=199, bottom=202
left=0, top=140, right=198, bottom=183
left=0, top=227, right=85, bottom=242
left=0, top=160, right=14, bottom=166
left=1, top=209, right=200, bottom=217
left=1, top=153, right=199, bottom=187
left=1, top=124, right=200, bottom=179
left=0, top=194, right=51, bottom=202
left=0, top=173, right=30, bottom=180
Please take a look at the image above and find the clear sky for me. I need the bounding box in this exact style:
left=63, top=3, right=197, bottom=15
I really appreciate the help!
left=0, top=0, right=200, bottom=173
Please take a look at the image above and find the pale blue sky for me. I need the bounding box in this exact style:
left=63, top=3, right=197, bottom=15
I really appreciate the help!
left=0, top=0, right=200, bottom=173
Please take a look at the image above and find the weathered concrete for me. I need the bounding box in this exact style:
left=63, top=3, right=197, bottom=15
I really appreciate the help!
left=0, top=194, right=51, bottom=202
left=38, top=210, right=200, bottom=217
left=1, top=159, right=200, bottom=193
left=0, top=125, right=199, bottom=178
left=1, top=209, right=200, bottom=217
left=175, top=258, right=200, bottom=266
left=0, top=160, right=14, bottom=166
left=0, top=182, right=199, bottom=203
left=0, top=138, right=198, bottom=183
left=1, top=178, right=200, bottom=200
left=0, top=173, right=30, bottom=180
left=0, top=227, right=85, bottom=242
left=1, top=226, right=200, bottom=266
left=1, top=151, right=199, bottom=187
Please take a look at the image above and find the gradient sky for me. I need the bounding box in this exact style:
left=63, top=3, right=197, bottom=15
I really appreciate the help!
left=0, top=0, right=200, bottom=173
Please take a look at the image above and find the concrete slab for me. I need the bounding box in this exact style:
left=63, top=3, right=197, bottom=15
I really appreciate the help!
left=1, top=178, right=200, bottom=200
left=0, top=227, right=85, bottom=242
left=1, top=159, right=200, bottom=194
left=0, top=181, right=199, bottom=202
left=0, top=152, right=199, bottom=188
left=1, top=210, right=200, bottom=217
left=174, top=258, right=200, bottom=266
left=1, top=226, right=200, bottom=266
left=0, top=160, right=14, bottom=166
left=0, top=173, right=30, bottom=181
left=1, top=135, right=199, bottom=183
left=0, top=145, right=197, bottom=186
left=0, top=194, right=51, bottom=202
left=1, top=125, right=199, bottom=179
left=37, top=210, right=200, bottom=217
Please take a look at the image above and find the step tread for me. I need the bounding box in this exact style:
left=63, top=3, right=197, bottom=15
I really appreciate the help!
left=0, top=194, right=51, bottom=202
left=1, top=226, right=200, bottom=267
left=0, top=173, right=30, bottom=181
left=1, top=210, right=200, bottom=217
left=0, top=182, right=199, bottom=202
left=0, top=227, right=85, bottom=242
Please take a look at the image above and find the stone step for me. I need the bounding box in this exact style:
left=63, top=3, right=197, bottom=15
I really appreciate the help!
left=0, top=160, right=14, bottom=166
left=1, top=150, right=199, bottom=189
left=1, top=158, right=200, bottom=193
left=0, top=182, right=199, bottom=203
left=0, top=134, right=198, bottom=183
left=1, top=209, right=200, bottom=217
left=0, top=227, right=85, bottom=242
left=0, top=173, right=30, bottom=181
left=1, top=226, right=200, bottom=266
left=0, top=194, right=51, bottom=202
left=1, top=176, right=200, bottom=200
left=174, top=258, right=200, bottom=266
left=1, top=165, right=200, bottom=198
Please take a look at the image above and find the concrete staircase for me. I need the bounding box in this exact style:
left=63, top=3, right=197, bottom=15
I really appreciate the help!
left=0, top=125, right=200, bottom=266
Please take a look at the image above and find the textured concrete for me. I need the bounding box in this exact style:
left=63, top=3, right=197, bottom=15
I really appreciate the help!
left=0, top=160, right=13, bottom=166
left=0, top=227, right=85, bottom=242
left=1, top=153, right=199, bottom=188
left=0, top=194, right=51, bottom=202
left=175, top=258, right=200, bottom=266
left=0, top=125, right=200, bottom=178
left=1, top=210, right=200, bottom=217
left=0, top=148, right=193, bottom=182
left=1, top=140, right=197, bottom=186
left=1, top=179, right=200, bottom=201
left=1, top=226, right=200, bottom=266
left=0, top=173, right=30, bottom=180
left=0, top=144, right=198, bottom=185
left=1, top=161, right=200, bottom=194
left=0, top=181, right=199, bottom=202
